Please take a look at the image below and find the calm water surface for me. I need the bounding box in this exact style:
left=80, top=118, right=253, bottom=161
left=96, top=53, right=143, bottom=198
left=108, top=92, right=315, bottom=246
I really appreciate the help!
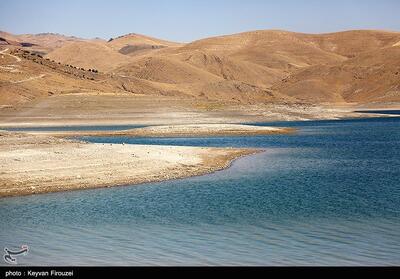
left=354, top=110, right=400, bottom=115
left=1, top=117, right=399, bottom=265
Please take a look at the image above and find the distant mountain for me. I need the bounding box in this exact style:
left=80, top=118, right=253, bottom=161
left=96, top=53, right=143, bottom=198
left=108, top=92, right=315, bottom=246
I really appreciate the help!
left=107, top=33, right=182, bottom=52
left=115, top=29, right=400, bottom=104
left=1, top=29, right=399, bottom=107
left=44, top=33, right=183, bottom=71
left=0, top=31, right=85, bottom=53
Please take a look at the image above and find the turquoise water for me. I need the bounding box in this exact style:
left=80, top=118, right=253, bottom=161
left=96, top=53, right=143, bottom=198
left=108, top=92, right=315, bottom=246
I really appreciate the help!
left=1, top=117, right=399, bottom=266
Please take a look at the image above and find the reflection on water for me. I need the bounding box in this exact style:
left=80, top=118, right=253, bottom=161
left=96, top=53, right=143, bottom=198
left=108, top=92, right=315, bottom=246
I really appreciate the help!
left=1, top=117, right=399, bottom=265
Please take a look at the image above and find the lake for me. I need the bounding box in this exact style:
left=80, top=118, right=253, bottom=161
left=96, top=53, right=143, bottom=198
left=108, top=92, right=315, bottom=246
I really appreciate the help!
left=1, top=117, right=399, bottom=265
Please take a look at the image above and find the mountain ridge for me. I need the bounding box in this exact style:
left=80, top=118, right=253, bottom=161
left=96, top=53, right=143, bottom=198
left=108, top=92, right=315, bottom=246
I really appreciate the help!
left=1, top=29, right=399, bottom=110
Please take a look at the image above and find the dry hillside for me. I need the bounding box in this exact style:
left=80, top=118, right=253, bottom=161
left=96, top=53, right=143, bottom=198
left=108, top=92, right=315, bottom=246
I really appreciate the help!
left=1, top=29, right=400, bottom=114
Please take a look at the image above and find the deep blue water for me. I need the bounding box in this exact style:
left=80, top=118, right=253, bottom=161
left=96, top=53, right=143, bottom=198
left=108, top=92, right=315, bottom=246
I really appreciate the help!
left=354, top=110, right=400, bottom=115
left=1, top=117, right=399, bottom=265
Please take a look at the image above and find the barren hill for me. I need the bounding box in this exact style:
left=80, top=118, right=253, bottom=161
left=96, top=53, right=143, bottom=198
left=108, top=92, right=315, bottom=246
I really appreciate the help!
left=180, top=30, right=346, bottom=69
left=114, top=30, right=400, bottom=105
left=1, top=29, right=400, bottom=121
left=43, top=33, right=184, bottom=72
left=45, top=41, right=129, bottom=72
left=273, top=44, right=400, bottom=104
left=107, top=33, right=183, bottom=55
left=297, top=30, right=400, bottom=57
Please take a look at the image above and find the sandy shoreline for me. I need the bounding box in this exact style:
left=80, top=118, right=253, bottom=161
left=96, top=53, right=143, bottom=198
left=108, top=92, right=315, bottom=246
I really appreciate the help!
left=19, top=123, right=295, bottom=138
left=0, top=130, right=259, bottom=198
left=1, top=93, right=398, bottom=129
left=0, top=106, right=398, bottom=131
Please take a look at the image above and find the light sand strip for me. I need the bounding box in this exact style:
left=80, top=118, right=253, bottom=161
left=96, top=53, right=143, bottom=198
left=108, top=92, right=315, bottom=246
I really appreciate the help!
left=0, top=131, right=259, bottom=197
left=22, top=124, right=295, bottom=137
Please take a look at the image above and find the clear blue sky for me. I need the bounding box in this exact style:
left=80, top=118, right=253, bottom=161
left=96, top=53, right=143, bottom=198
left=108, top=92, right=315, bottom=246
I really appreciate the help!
left=0, top=0, right=399, bottom=42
